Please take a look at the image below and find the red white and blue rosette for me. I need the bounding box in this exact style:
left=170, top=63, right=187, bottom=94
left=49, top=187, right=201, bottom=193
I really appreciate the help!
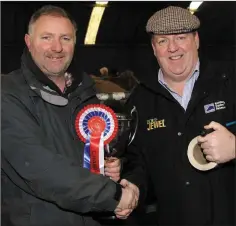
left=75, top=104, right=118, bottom=175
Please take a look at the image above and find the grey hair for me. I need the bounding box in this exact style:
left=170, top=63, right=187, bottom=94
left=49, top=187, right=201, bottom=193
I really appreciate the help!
left=28, top=5, right=77, bottom=35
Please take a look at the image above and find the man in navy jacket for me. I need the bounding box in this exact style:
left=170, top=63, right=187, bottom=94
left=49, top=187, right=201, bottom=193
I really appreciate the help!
left=126, top=6, right=235, bottom=226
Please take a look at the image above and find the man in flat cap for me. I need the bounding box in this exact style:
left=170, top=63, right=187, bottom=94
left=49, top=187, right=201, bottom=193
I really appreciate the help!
left=126, top=6, right=235, bottom=226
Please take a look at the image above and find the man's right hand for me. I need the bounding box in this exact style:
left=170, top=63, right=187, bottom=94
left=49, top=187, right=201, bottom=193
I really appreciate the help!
left=114, top=181, right=138, bottom=219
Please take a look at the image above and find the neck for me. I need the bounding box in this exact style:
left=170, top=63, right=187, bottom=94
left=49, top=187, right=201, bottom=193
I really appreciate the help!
left=48, top=75, right=66, bottom=92
left=164, top=78, right=185, bottom=96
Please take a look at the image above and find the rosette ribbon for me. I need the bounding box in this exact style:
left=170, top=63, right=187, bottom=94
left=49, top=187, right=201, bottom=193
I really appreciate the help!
left=75, top=104, right=118, bottom=175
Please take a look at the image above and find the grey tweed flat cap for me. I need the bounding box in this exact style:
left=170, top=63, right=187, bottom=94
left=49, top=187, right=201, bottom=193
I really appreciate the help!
left=146, top=6, right=200, bottom=35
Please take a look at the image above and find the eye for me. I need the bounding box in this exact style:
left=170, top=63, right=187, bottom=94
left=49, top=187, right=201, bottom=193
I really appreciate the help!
left=176, top=36, right=186, bottom=40
left=158, top=39, right=167, bottom=45
left=62, top=37, right=71, bottom=41
left=41, top=36, right=50, bottom=40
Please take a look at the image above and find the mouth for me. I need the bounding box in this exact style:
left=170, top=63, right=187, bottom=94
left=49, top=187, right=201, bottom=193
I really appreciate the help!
left=47, top=56, right=64, bottom=61
left=169, top=55, right=183, bottom=60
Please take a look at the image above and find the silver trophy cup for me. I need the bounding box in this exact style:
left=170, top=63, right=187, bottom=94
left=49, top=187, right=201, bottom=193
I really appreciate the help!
left=96, top=92, right=138, bottom=158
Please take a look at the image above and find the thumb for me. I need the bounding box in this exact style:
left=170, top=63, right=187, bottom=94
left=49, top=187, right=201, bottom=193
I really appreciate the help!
left=120, top=179, right=129, bottom=187
left=204, top=121, right=222, bottom=131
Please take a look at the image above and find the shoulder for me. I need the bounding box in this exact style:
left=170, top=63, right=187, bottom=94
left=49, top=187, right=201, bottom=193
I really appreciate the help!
left=126, top=83, right=155, bottom=113
left=2, top=69, right=28, bottom=95
left=2, top=69, right=33, bottom=112
left=201, top=58, right=235, bottom=78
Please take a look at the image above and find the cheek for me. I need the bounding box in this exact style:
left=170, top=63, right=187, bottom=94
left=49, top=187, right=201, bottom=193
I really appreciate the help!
left=64, top=44, right=75, bottom=54
left=31, top=43, right=48, bottom=54
left=155, top=47, right=167, bottom=58
left=180, top=42, right=195, bottom=53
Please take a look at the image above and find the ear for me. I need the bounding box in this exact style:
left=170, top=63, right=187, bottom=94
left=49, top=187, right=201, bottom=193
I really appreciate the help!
left=151, top=39, right=157, bottom=57
left=24, top=34, right=31, bottom=50
left=194, top=32, right=200, bottom=50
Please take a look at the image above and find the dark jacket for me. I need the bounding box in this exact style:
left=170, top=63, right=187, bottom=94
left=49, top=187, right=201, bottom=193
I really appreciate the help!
left=1, top=51, right=122, bottom=226
left=127, top=58, right=236, bottom=226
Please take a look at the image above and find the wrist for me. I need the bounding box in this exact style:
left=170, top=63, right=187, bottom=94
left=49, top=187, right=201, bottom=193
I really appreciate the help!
left=231, top=135, right=236, bottom=159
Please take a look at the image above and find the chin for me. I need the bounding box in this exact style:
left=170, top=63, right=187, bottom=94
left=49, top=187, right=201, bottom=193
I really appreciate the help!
left=170, top=70, right=185, bottom=76
left=48, top=68, right=65, bottom=74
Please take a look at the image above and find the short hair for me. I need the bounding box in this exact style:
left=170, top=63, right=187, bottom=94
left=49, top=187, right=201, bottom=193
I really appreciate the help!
left=28, top=5, right=77, bottom=34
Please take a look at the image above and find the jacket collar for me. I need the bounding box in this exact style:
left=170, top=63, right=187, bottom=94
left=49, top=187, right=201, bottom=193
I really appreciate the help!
left=21, top=48, right=83, bottom=93
left=21, top=48, right=95, bottom=106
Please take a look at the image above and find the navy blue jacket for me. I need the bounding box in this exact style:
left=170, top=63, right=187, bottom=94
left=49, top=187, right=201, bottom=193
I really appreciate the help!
left=127, top=58, right=236, bottom=226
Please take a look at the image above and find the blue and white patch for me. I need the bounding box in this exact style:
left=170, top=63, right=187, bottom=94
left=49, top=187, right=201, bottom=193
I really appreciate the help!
left=204, top=101, right=226, bottom=114
left=204, top=103, right=215, bottom=114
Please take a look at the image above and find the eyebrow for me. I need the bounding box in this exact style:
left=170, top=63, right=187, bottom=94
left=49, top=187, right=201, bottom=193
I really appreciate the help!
left=40, top=32, right=73, bottom=37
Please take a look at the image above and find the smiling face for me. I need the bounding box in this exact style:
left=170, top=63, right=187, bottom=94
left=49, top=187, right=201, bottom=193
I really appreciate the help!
left=151, top=32, right=199, bottom=82
left=25, top=15, right=76, bottom=78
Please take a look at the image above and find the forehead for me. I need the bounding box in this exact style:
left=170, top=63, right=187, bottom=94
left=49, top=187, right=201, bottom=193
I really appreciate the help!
left=154, top=33, right=190, bottom=39
left=32, top=15, right=74, bottom=34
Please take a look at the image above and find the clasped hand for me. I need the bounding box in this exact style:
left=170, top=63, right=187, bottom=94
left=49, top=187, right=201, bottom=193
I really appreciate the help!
left=197, top=121, right=236, bottom=163
left=104, top=157, right=121, bottom=182
left=114, top=179, right=139, bottom=219
left=104, top=158, right=140, bottom=219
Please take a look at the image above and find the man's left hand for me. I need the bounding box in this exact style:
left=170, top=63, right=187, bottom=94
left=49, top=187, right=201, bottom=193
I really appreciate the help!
left=104, top=157, right=121, bottom=182
left=197, top=121, right=236, bottom=164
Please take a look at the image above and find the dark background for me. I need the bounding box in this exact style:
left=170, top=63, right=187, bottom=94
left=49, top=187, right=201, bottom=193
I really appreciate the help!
left=1, top=2, right=235, bottom=223
left=1, top=1, right=236, bottom=78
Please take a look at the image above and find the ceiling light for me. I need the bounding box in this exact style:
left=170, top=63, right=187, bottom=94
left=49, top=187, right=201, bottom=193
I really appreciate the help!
left=189, top=1, right=203, bottom=14
left=84, top=1, right=108, bottom=45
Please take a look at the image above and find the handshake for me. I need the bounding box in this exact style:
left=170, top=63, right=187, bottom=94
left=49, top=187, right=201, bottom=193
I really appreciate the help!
left=104, top=158, right=139, bottom=219
left=114, top=179, right=140, bottom=219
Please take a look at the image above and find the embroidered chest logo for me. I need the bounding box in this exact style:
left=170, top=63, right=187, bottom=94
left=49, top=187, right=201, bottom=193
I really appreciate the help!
left=204, top=101, right=226, bottom=114
left=147, top=118, right=166, bottom=131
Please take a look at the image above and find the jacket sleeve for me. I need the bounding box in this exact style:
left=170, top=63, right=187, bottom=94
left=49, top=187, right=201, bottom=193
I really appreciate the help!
left=1, top=92, right=122, bottom=213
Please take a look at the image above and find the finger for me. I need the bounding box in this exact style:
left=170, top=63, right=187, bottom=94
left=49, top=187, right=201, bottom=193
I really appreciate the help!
left=104, top=167, right=120, bottom=173
left=134, top=193, right=139, bottom=202
left=200, top=142, right=211, bottom=150
left=197, top=135, right=208, bottom=143
left=116, top=215, right=128, bottom=220
left=115, top=214, right=128, bottom=220
left=105, top=172, right=120, bottom=178
left=128, top=187, right=139, bottom=201
left=132, top=197, right=138, bottom=208
left=105, top=158, right=119, bottom=163
left=198, top=132, right=216, bottom=144
left=201, top=147, right=211, bottom=156
left=127, top=184, right=139, bottom=196
left=204, top=121, right=223, bottom=131
left=120, top=179, right=129, bottom=187
left=105, top=161, right=120, bottom=168
left=115, top=208, right=132, bottom=215
left=132, top=197, right=139, bottom=208
left=205, top=155, right=214, bottom=162
left=105, top=163, right=120, bottom=170
left=105, top=157, right=119, bottom=164
left=115, top=209, right=132, bottom=219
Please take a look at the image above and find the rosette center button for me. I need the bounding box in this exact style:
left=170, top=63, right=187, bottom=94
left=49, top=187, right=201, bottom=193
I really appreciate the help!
left=88, top=116, right=106, bottom=134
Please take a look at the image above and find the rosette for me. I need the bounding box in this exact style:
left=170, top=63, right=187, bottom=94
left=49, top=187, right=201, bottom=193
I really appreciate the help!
left=75, top=104, right=118, bottom=174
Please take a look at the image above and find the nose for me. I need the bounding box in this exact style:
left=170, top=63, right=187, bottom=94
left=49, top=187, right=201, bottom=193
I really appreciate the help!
left=167, top=39, right=179, bottom=53
left=51, top=39, right=63, bottom=52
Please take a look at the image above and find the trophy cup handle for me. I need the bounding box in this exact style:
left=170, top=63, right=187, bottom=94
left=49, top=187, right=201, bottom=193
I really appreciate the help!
left=128, top=106, right=138, bottom=146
